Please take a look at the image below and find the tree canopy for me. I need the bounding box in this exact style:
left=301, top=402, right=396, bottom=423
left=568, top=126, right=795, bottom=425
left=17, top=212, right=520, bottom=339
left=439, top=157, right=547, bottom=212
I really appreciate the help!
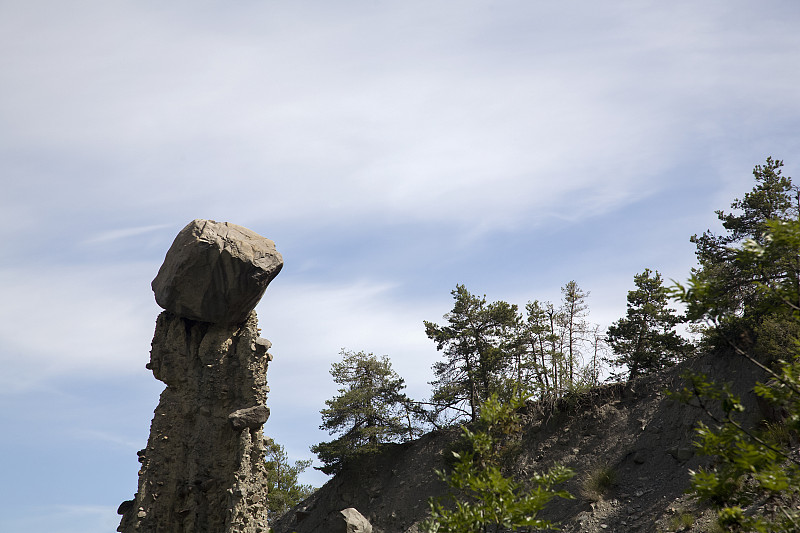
left=607, top=269, right=692, bottom=379
left=425, top=284, right=517, bottom=423
left=423, top=281, right=607, bottom=429
left=672, top=158, right=800, bottom=531
left=263, top=438, right=314, bottom=521
left=310, top=350, right=417, bottom=474
left=688, top=157, right=799, bottom=351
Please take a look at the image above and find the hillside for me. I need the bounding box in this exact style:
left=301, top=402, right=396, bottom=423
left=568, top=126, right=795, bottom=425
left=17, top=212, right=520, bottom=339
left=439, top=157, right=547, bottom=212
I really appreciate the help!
left=272, top=351, right=775, bottom=533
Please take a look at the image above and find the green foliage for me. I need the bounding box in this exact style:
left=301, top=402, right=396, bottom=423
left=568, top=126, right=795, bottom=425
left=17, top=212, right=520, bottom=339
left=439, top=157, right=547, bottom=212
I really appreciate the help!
left=507, top=296, right=586, bottom=400
left=685, top=157, right=799, bottom=349
left=607, top=269, right=692, bottom=379
left=713, top=503, right=800, bottom=533
left=263, top=438, right=315, bottom=521
left=672, top=170, right=800, bottom=531
left=668, top=512, right=695, bottom=530
left=672, top=358, right=800, bottom=531
left=753, top=314, right=800, bottom=365
left=580, top=463, right=617, bottom=502
left=425, top=285, right=519, bottom=423
left=311, top=350, right=419, bottom=474
left=422, top=394, right=574, bottom=533
left=426, top=282, right=603, bottom=427
left=505, top=299, right=561, bottom=397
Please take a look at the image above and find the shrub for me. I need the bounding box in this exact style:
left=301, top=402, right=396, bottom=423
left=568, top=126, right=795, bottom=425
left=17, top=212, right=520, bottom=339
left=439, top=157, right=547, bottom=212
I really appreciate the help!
left=580, top=463, right=617, bottom=501
left=422, top=394, right=574, bottom=533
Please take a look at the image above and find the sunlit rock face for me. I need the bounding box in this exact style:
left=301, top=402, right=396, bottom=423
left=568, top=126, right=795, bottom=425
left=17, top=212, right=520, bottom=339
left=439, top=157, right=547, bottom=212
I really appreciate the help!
left=152, top=219, right=283, bottom=324
left=118, top=221, right=280, bottom=533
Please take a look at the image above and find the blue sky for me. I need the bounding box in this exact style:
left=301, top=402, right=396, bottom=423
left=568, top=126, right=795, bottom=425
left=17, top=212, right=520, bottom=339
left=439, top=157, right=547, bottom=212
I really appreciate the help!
left=2, top=1, right=800, bottom=531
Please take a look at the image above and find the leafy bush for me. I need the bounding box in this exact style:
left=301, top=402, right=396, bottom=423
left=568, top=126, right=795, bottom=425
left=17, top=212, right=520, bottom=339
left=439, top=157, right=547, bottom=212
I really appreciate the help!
left=422, top=394, right=573, bottom=533
left=672, top=211, right=800, bottom=531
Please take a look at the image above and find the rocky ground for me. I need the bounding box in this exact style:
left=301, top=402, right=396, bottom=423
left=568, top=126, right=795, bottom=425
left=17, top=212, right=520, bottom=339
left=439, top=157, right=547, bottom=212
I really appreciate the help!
left=271, top=350, right=782, bottom=533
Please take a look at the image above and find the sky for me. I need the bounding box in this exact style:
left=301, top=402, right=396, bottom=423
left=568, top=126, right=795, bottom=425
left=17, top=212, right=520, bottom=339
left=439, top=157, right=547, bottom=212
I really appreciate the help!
left=1, top=1, right=799, bottom=531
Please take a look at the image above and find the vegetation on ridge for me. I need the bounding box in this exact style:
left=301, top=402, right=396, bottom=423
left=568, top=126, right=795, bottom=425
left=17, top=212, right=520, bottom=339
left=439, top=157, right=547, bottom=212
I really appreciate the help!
left=606, top=268, right=693, bottom=380
left=672, top=161, right=800, bottom=531
left=310, top=350, right=422, bottom=474
left=263, top=439, right=315, bottom=521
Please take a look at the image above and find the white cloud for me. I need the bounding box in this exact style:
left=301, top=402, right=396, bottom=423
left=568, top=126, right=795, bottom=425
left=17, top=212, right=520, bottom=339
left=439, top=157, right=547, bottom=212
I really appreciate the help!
left=257, top=279, right=440, bottom=407
left=68, top=428, right=144, bottom=452
left=80, top=224, right=171, bottom=245
left=6, top=1, right=797, bottom=239
left=0, top=264, right=159, bottom=393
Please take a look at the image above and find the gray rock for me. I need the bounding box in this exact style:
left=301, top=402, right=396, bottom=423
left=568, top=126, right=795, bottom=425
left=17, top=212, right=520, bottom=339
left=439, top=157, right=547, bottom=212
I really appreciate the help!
left=336, top=508, right=373, bottom=533
left=119, top=312, right=272, bottom=533
left=228, top=405, right=271, bottom=431
left=152, top=219, right=283, bottom=324
left=255, top=337, right=272, bottom=352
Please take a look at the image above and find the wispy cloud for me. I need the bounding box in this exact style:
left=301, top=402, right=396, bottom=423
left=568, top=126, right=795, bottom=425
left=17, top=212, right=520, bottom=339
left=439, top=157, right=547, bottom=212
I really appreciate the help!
left=69, top=428, right=143, bottom=451
left=81, top=224, right=171, bottom=245
left=258, top=279, right=439, bottom=404
left=6, top=1, right=796, bottom=239
left=0, top=264, right=159, bottom=393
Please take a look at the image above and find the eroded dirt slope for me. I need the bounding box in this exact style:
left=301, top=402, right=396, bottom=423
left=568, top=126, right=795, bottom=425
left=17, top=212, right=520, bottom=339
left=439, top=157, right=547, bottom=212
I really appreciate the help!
left=272, top=351, right=771, bottom=533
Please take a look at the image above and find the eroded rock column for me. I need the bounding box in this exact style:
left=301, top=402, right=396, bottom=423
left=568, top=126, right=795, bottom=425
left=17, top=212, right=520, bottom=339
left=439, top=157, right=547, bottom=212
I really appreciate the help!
left=118, top=219, right=282, bottom=533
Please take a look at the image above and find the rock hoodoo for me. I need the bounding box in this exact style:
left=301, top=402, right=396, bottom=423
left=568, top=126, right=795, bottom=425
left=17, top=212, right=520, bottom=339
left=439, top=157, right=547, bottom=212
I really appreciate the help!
left=118, top=219, right=282, bottom=533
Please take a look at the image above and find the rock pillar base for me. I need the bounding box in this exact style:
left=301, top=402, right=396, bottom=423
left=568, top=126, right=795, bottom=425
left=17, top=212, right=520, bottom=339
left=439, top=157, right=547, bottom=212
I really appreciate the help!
left=118, top=310, right=271, bottom=533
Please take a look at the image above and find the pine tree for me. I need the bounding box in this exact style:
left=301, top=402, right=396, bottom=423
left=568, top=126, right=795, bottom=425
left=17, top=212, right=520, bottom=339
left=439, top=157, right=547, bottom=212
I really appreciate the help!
left=425, top=285, right=517, bottom=424
left=607, top=269, right=690, bottom=379
left=688, top=157, right=799, bottom=347
left=310, top=350, right=416, bottom=474
left=508, top=300, right=563, bottom=398
left=560, top=280, right=589, bottom=389
left=263, top=438, right=314, bottom=520
left=673, top=214, right=800, bottom=531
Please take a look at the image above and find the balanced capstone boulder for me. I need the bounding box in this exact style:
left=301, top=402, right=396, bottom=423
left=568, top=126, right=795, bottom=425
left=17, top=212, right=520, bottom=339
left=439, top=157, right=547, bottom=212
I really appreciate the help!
left=152, top=219, right=283, bottom=324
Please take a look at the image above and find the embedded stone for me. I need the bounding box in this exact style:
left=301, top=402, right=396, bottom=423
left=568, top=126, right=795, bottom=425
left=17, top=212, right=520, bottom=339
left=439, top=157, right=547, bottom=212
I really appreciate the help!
left=152, top=219, right=283, bottom=324
left=336, top=508, right=373, bottom=533
left=117, top=499, right=135, bottom=515
left=255, top=337, right=272, bottom=355
left=228, top=405, right=271, bottom=431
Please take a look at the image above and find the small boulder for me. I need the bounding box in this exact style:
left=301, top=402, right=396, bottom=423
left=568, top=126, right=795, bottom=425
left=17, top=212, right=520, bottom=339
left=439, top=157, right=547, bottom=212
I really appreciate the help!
left=228, top=405, right=271, bottom=431
left=255, top=337, right=272, bottom=357
left=152, top=219, right=283, bottom=324
left=336, top=508, right=372, bottom=533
